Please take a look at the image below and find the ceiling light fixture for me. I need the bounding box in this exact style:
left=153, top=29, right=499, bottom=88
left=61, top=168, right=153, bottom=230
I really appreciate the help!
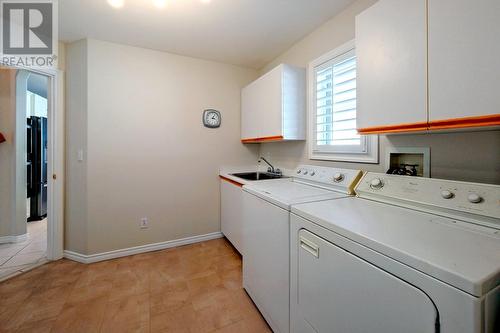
left=107, top=0, right=124, bottom=9
left=152, top=0, right=168, bottom=8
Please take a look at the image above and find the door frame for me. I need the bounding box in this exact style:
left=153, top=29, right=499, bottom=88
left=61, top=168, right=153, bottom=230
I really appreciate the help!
left=9, top=65, right=64, bottom=261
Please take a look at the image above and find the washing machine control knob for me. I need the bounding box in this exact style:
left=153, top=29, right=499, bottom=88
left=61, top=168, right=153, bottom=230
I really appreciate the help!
left=333, top=173, right=344, bottom=182
left=303, top=170, right=308, bottom=175
left=310, top=171, right=316, bottom=176
left=296, top=169, right=302, bottom=174
left=467, top=193, right=482, bottom=204
left=441, top=190, right=454, bottom=199
left=370, top=178, right=383, bottom=189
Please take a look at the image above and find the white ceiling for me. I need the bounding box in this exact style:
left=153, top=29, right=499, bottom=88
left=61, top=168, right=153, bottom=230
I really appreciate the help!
left=59, top=0, right=355, bottom=69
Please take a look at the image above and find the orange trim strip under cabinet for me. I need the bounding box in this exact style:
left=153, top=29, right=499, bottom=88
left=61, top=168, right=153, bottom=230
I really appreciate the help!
left=241, top=135, right=284, bottom=143
left=429, top=114, right=500, bottom=130
left=357, top=122, right=428, bottom=134
left=219, top=175, right=243, bottom=187
left=358, top=114, right=500, bottom=134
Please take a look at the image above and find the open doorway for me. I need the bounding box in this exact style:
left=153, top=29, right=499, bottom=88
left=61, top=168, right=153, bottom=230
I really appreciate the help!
left=0, top=69, right=50, bottom=280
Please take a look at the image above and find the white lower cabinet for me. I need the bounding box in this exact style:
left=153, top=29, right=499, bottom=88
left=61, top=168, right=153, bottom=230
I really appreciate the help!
left=220, top=178, right=243, bottom=254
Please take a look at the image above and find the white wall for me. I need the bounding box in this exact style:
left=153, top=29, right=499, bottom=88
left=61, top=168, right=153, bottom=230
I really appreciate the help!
left=66, top=39, right=259, bottom=254
left=258, top=0, right=500, bottom=184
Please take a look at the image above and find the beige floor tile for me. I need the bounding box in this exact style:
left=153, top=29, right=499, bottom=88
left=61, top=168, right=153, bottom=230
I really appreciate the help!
left=2, top=251, right=46, bottom=268
left=100, top=293, right=150, bottom=332
left=51, top=296, right=108, bottom=333
left=14, top=318, right=55, bottom=333
left=0, top=267, right=23, bottom=281
left=19, top=240, right=47, bottom=255
left=0, top=219, right=47, bottom=282
left=0, top=244, right=25, bottom=258
left=0, top=256, right=11, bottom=265
left=0, top=237, right=271, bottom=333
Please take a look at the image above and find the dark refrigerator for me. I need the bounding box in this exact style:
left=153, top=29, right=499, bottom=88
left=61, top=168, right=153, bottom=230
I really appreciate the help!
left=27, top=116, right=48, bottom=221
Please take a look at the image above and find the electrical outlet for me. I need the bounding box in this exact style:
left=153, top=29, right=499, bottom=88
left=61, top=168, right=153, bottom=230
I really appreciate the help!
left=140, top=217, right=148, bottom=229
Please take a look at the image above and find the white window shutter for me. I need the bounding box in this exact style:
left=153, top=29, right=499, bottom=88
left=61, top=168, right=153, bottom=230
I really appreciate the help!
left=313, top=49, right=366, bottom=154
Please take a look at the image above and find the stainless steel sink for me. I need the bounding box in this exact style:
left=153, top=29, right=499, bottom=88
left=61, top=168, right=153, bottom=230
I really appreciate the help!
left=231, top=172, right=285, bottom=181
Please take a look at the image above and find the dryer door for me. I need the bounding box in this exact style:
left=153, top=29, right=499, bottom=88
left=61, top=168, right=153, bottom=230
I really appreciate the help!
left=296, top=229, right=439, bottom=333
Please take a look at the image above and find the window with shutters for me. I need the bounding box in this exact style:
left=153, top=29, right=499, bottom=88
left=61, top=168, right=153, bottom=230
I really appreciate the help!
left=308, top=40, right=378, bottom=163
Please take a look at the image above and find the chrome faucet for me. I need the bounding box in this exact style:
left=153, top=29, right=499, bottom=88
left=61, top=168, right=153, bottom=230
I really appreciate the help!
left=259, top=157, right=281, bottom=175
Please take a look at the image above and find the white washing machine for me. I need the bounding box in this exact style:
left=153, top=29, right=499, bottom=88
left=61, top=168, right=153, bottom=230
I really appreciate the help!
left=242, top=165, right=363, bottom=333
left=290, top=172, right=500, bottom=333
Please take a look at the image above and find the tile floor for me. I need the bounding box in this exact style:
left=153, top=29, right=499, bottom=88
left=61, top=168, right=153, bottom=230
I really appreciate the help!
left=0, top=219, right=47, bottom=281
left=0, top=238, right=271, bottom=333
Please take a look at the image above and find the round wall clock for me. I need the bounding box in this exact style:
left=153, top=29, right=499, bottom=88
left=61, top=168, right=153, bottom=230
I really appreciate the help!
left=203, top=109, right=221, bottom=128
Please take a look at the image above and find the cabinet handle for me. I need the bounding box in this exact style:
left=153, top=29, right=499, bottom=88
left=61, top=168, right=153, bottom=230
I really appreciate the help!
left=300, top=236, right=319, bottom=258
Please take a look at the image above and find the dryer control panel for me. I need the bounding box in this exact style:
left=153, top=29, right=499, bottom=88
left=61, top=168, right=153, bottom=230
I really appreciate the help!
left=356, top=172, right=500, bottom=226
left=294, top=165, right=363, bottom=194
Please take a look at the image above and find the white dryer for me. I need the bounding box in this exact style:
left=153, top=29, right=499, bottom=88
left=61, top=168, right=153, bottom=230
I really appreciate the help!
left=242, top=165, right=362, bottom=333
left=290, top=172, right=500, bottom=333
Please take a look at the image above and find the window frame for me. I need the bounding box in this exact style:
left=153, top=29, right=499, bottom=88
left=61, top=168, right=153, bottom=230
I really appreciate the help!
left=308, top=40, right=378, bottom=163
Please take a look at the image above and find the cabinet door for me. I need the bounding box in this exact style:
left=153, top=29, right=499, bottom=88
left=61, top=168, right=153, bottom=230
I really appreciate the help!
left=241, top=84, right=262, bottom=140
left=241, top=66, right=283, bottom=140
left=428, top=0, right=500, bottom=124
left=295, top=229, right=438, bottom=333
left=356, top=0, right=427, bottom=131
left=258, top=66, right=283, bottom=138
left=220, top=179, right=243, bottom=254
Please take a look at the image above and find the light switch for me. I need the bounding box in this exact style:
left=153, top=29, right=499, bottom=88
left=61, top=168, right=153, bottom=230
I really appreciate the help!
left=77, top=149, right=84, bottom=162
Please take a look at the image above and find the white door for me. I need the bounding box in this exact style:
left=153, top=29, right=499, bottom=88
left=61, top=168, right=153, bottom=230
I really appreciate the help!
left=428, top=0, right=500, bottom=122
left=295, top=229, right=438, bottom=333
left=220, top=179, right=243, bottom=254
left=242, top=191, right=290, bottom=333
left=356, top=0, right=427, bottom=130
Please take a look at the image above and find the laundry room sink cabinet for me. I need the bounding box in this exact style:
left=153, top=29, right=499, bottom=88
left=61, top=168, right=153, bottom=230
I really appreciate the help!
left=220, top=176, right=244, bottom=254
left=241, top=64, right=306, bottom=143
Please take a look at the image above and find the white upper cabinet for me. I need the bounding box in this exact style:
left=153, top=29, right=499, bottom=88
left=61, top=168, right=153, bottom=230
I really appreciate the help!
left=241, top=64, right=306, bottom=143
left=428, top=0, right=500, bottom=125
left=356, top=0, right=500, bottom=134
left=356, top=0, right=428, bottom=133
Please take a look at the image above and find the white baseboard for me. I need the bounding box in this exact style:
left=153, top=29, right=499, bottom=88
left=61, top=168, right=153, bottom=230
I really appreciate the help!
left=64, top=231, right=224, bottom=264
left=0, top=233, right=28, bottom=244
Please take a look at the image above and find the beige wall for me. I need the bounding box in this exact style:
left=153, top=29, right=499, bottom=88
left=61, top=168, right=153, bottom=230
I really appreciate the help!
left=258, top=0, right=500, bottom=184
left=58, top=41, right=66, bottom=72
left=65, top=40, right=88, bottom=253
left=66, top=39, right=259, bottom=254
